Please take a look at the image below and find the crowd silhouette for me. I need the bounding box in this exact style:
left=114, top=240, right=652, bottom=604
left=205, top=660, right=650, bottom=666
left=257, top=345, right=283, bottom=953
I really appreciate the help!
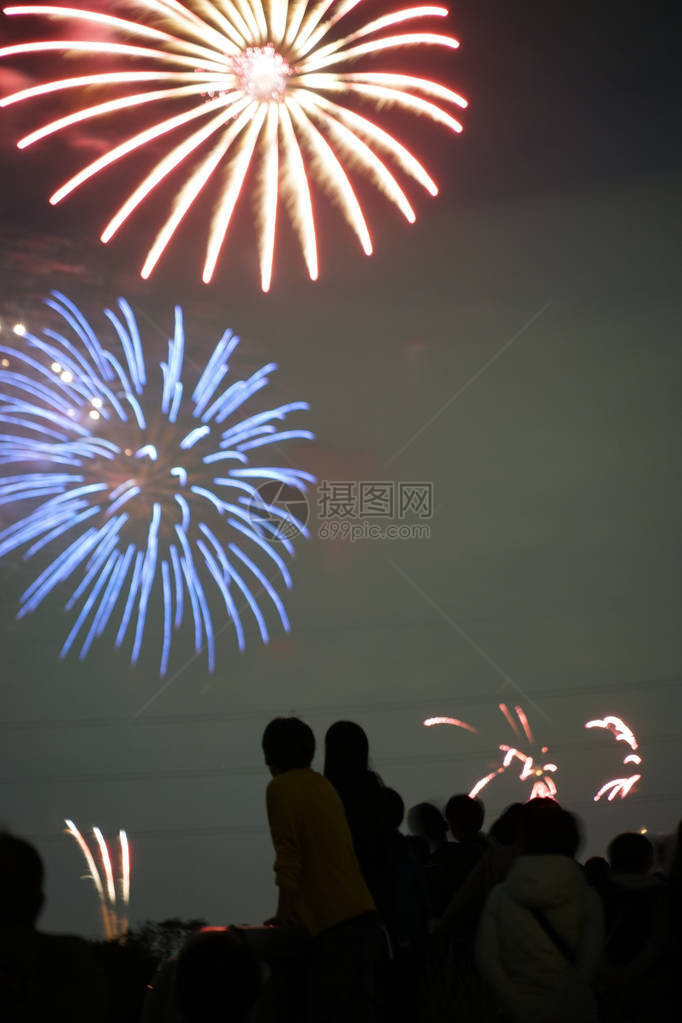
left=1, top=715, right=679, bottom=1022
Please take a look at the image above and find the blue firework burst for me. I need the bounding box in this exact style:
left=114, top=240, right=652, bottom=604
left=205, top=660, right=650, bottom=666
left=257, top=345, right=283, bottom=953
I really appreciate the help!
left=0, top=292, right=314, bottom=674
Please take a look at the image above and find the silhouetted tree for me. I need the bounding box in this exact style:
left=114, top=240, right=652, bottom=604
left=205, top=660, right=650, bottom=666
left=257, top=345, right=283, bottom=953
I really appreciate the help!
left=126, top=917, right=207, bottom=964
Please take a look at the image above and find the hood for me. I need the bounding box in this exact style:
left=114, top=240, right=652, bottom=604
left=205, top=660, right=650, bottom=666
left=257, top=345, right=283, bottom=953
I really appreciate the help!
left=505, top=855, right=586, bottom=911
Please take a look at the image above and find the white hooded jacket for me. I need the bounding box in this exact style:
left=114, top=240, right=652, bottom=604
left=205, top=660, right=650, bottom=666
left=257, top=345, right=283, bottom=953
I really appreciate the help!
left=476, top=855, right=603, bottom=1023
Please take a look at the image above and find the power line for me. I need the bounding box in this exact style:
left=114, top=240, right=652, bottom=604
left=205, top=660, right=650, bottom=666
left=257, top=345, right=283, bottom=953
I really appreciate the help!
left=2, top=730, right=680, bottom=786
left=21, top=790, right=682, bottom=845
left=25, top=824, right=267, bottom=844
left=0, top=675, right=679, bottom=732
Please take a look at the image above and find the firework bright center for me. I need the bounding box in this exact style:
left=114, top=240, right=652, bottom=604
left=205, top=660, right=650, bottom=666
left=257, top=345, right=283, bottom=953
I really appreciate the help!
left=233, top=44, right=291, bottom=102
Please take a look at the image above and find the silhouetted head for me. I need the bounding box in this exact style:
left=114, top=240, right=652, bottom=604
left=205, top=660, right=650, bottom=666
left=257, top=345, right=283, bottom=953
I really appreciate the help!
left=407, top=802, right=447, bottom=847
left=262, top=717, right=315, bottom=775
left=378, top=788, right=405, bottom=834
left=445, top=794, right=485, bottom=841
left=608, top=832, right=654, bottom=875
left=0, top=833, right=45, bottom=927
left=175, top=930, right=262, bottom=1022
left=488, top=803, right=524, bottom=846
left=324, top=721, right=370, bottom=783
left=519, top=802, right=581, bottom=857
left=584, top=856, right=609, bottom=889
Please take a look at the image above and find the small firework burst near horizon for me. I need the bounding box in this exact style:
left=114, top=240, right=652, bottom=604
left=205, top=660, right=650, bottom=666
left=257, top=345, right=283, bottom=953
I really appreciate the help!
left=424, top=703, right=559, bottom=801
left=65, top=819, right=130, bottom=940
left=585, top=715, right=643, bottom=802
left=0, top=1, right=467, bottom=290
left=0, top=292, right=315, bottom=674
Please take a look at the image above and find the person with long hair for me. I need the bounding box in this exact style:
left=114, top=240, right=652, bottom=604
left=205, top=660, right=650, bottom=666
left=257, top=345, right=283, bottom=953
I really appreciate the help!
left=323, top=721, right=386, bottom=905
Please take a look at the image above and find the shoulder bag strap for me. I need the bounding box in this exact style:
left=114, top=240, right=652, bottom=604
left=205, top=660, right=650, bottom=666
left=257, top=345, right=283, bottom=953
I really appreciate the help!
left=528, top=907, right=575, bottom=965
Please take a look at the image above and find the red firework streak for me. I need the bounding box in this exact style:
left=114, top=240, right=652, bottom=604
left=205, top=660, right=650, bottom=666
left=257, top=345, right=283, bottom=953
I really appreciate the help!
left=584, top=715, right=643, bottom=802
left=424, top=703, right=559, bottom=801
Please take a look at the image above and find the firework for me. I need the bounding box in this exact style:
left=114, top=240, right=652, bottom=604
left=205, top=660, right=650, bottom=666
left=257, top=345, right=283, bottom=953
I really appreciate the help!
left=65, top=819, right=130, bottom=939
left=0, top=2, right=467, bottom=290
left=423, top=716, right=477, bottom=732
left=424, top=703, right=559, bottom=801
left=585, top=715, right=643, bottom=802
left=0, top=292, right=314, bottom=673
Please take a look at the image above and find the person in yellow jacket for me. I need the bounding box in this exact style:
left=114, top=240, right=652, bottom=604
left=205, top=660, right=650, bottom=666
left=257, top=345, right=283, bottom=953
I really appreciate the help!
left=262, top=716, right=389, bottom=1022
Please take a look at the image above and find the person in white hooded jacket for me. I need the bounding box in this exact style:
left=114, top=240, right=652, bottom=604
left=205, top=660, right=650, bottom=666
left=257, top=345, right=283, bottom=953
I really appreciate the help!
left=476, top=802, right=603, bottom=1023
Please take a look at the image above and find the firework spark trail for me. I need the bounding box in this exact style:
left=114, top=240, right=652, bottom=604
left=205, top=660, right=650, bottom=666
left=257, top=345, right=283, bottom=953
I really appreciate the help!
left=594, top=775, right=641, bottom=802
left=93, top=826, right=116, bottom=904
left=0, top=2, right=467, bottom=289
left=92, top=826, right=117, bottom=938
left=0, top=293, right=314, bottom=673
left=64, top=818, right=112, bottom=938
left=498, top=702, right=520, bottom=737
left=514, top=704, right=533, bottom=744
left=118, top=829, right=130, bottom=934
left=469, top=771, right=498, bottom=799
left=585, top=715, right=638, bottom=751
left=585, top=715, right=643, bottom=801
left=119, top=830, right=130, bottom=901
left=423, top=716, right=478, bottom=733
left=424, top=703, right=558, bottom=801
left=65, top=820, right=131, bottom=938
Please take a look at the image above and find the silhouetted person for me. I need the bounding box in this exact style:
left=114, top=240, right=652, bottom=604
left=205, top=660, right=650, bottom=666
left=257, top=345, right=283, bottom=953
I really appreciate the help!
left=0, top=832, right=108, bottom=1022
left=487, top=801, right=524, bottom=846
left=608, top=831, right=654, bottom=877
left=423, top=794, right=489, bottom=915
left=377, top=789, right=431, bottom=950
left=141, top=927, right=266, bottom=1023
left=669, top=817, right=682, bottom=927
left=428, top=803, right=528, bottom=1023
left=323, top=720, right=385, bottom=904
left=262, top=717, right=388, bottom=1023
left=584, top=855, right=609, bottom=892
left=596, top=832, right=669, bottom=1022
left=175, top=930, right=262, bottom=1022
left=407, top=802, right=447, bottom=855
left=446, top=794, right=485, bottom=843
left=664, top=818, right=682, bottom=1007
left=407, top=802, right=454, bottom=918
left=433, top=801, right=523, bottom=969
left=404, top=834, right=430, bottom=866
left=375, top=788, right=430, bottom=1023
left=477, top=805, right=603, bottom=1023
left=435, top=803, right=524, bottom=937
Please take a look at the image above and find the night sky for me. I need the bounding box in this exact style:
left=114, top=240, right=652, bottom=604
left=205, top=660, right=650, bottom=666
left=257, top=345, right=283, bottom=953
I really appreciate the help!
left=1, top=0, right=681, bottom=937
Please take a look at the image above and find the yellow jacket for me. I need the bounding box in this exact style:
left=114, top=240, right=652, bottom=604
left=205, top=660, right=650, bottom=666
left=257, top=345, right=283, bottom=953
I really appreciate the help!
left=266, top=767, right=375, bottom=935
